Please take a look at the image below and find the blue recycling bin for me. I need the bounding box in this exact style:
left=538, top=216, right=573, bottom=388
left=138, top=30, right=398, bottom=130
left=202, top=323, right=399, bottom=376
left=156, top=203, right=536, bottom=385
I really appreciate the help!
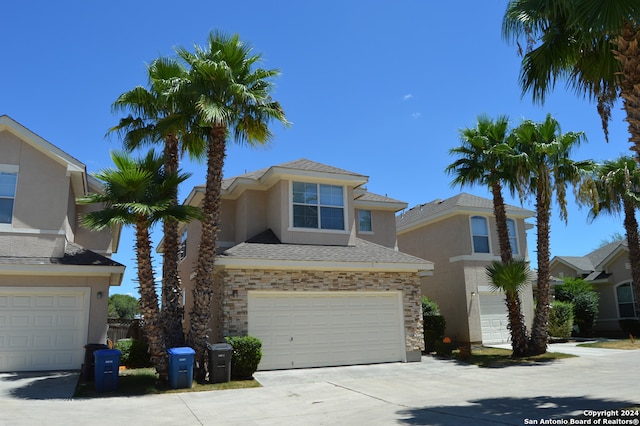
left=167, top=347, right=195, bottom=389
left=94, top=349, right=121, bottom=392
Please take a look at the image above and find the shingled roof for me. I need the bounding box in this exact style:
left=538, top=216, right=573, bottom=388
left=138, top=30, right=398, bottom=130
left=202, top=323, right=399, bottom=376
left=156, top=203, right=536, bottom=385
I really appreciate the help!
left=554, top=240, right=627, bottom=273
left=0, top=242, right=124, bottom=267
left=217, top=236, right=432, bottom=271
left=397, top=192, right=533, bottom=230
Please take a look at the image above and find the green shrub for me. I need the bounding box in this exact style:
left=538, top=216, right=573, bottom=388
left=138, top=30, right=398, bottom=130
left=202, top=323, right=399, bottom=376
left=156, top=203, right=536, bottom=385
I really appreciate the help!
left=115, top=338, right=152, bottom=368
left=422, top=296, right=446, bottom=352
left=555, top=278, right=599, bottom=336
left=225, top=335, right=262, bottom=380
left=549, top=301, right=574, bottom=339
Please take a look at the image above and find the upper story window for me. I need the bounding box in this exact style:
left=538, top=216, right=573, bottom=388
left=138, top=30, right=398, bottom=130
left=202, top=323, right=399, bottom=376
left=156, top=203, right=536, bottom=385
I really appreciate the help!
left=0, top=170, right=18, bottom=224
left=358, top=209, right=372, bottom=232
left=178, top=229, right=187, bottom=262
left=471, top=216, right=490, bottom=253
left=507, top=218, right=519, bottom=255
left=616, top=282, right=637, bottom=318
left=292, top=182, right=345, bottom=230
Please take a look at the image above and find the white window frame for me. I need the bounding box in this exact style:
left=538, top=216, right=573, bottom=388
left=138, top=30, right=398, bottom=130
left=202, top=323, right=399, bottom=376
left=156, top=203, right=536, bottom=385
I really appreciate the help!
left=178, top=229, right=187, bottom=262
left=289, top=181, right=347, bottom=232
left=0, top=164, right=19, bottom=226
left=507, top=218, right=519, bottom=255
left=358, top=209, right=373, bottom=233
left=470, top=215, right=491, bottom=254
left=616, top=282, right=637, bottom=319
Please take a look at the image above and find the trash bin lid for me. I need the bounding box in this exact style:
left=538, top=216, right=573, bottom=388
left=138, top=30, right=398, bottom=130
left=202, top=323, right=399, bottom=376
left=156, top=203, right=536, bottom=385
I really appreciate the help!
left=94, top=349, right=121, bottom=357
left=206, top=343, right=233, bottom=351
left=167, top=347, right=195, bottom=355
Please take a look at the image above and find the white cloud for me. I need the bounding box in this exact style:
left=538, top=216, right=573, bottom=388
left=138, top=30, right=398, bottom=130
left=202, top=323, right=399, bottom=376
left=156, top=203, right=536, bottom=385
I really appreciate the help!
left=403, top=94, right=413, bottom=100
left=412, top=112, right=422, bottom=118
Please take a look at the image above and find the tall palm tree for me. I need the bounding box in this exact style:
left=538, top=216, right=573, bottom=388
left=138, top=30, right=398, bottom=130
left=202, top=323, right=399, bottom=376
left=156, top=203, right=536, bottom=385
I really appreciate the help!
left=109, top=57, right=206, bottom=349
left=511, top=114, right=590, bottom=355
left=486, top=259, right=532, bottom=357
left=78, top=150, right=201, bottom=381
left=446, top=115, right=531, bottom=355
left=502, top=1, right=640, bottom=156
left=173, top=31, right=289, bottom=380
left=585, top=156, right=640, bottom=316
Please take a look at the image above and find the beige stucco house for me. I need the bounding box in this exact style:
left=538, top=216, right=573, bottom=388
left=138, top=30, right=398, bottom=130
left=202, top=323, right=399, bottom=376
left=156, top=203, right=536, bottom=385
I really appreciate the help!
left=396, top=193, right=535, bottom=345
left=0, top=115, right=124, bottom=372
left=550, top=240, right=637, bottom=336
left=176, top=159, right=433, bottom=370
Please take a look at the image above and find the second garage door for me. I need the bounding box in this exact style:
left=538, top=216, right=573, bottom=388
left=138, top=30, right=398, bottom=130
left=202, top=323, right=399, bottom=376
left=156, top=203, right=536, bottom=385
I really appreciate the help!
left=248, top=291, right=406, bottom=370
left=0, top=287, right=90, bottom=372
left=478, top=289, right=510, bottom=344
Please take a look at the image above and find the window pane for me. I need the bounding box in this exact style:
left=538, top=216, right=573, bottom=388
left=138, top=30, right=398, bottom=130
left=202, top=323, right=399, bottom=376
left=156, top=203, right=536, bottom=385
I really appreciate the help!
left=619, top=303, right=636, bottom=318
left=617, top=284, right=633, bottom=303
left=359, top=210, right=372, bottom=232
left=319, top=184, right=343, bottom=207
left=293, top=205, right=318, bottom=228
left=507, top=219, right=518, bottom=255
left=471, top=216, right=488, bottom=235
left=0, top=199, right=13, bottom=223
left=293, top=182, right=317, bottom=204
left=0, top=172, right=17, bottom=197
left=473, top=236, right=490, bottom=253
left=320, top=206, right=344, bottom=230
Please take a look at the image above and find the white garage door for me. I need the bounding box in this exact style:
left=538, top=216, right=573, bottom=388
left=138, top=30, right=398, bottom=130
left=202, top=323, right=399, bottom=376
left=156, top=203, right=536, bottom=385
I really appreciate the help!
left=478, top=290, right=510, bottom=344
left=0, top=287, right=90, bottom=372
left=248, top=291, right=406, bottom=370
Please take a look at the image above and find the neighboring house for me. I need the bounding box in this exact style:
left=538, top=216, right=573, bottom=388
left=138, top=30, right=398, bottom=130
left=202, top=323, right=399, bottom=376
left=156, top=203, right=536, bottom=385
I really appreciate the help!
left=176, top=159, right=433, bottom=370
left=396, top=193, right=535, bottom=345
left=550, top=240, right=637, bottom=336
left=0, top=115, right=124, bottom=372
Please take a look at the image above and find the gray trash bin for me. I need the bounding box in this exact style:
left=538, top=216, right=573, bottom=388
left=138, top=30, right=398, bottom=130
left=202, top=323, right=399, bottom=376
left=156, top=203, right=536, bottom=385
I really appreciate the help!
left=207, top=342, right=233, bottom=383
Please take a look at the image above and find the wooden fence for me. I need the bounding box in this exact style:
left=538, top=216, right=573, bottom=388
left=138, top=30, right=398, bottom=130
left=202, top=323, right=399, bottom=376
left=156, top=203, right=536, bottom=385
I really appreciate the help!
left=107, top=318, right=144, bottom=343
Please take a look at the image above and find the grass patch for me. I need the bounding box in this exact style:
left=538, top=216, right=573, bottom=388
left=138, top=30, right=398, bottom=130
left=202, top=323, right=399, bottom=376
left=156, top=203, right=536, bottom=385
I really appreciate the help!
left=577, top=338, right=639, bottom=350
left=452, top=346, right=576, bottom=368
left=74, top=367, right=261, bottom=398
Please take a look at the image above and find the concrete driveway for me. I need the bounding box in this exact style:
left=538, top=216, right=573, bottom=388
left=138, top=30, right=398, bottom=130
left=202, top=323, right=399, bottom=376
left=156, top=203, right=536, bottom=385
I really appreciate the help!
left=1, top=344, right=639, bottom=425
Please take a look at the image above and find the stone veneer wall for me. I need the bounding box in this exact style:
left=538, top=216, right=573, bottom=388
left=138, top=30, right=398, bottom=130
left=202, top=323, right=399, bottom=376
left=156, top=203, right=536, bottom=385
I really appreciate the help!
left=220, top=269, right=424, bottom=353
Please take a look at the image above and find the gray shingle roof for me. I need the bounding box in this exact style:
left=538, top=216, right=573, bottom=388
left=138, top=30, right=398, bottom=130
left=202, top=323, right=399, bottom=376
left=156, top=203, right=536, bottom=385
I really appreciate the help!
left=356, top=191, right=404, bottom=204
left=219, top=237, right=431, bottom=267
left=0, top=242, right=124, bottom=267
left=397, top=192, right=533, bottom=228
left=556, top=240, right=627, bottom=272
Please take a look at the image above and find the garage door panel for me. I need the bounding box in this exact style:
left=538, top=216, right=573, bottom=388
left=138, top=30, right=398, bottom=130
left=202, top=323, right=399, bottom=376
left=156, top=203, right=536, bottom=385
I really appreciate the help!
left=249, top=291, right=405, bottom=370
left=0, top=288, right=89, bottom=372
left=479, top=292, right=510, bottom=344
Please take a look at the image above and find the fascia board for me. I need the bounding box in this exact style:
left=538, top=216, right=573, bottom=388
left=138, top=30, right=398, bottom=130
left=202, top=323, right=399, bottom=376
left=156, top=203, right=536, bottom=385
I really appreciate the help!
left=354, top=199, right=408, bottom=212
left=0, top=263, right=126, bottom=276
left=216, top=257, right=434, bottom=273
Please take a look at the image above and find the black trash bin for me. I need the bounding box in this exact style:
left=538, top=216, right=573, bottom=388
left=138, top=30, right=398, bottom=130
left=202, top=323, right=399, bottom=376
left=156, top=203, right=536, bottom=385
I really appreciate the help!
left=82, top=343, right=109, bottom=381
left=207, top=343, right=233, bottom=383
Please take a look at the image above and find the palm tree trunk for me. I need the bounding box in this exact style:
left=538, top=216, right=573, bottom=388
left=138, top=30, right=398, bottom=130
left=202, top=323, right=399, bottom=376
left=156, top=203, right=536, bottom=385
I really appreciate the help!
left=529, top=187, right=551, bottom=355
left=622, top=197, right=640, bottom=318
left=612, top=24, right=640, bottom=159
left=161, top=134, right=185, bottom=349
left=491, top=182, right=513, bottom=264
left=187, top=125, right=226, bottom=382
left=135, top=218, right=168, bottom=381
left=491, top=181, right=529, bottom=356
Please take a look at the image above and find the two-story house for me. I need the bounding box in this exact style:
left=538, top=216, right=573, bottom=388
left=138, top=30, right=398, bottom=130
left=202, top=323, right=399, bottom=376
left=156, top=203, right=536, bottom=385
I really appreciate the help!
left=396, top=193, right=535, bottom=345
left=177, top=159, right=433, bottom=370
left=550, top=240, right=637, bottom=336
left=0, top=116, right=124, bottom=372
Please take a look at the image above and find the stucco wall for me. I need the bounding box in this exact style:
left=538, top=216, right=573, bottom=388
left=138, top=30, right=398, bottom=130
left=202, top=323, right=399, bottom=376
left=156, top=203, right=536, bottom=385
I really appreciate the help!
left=219, top=269, right=424, bottom=354
left=356, top=209, right=398, bottom=249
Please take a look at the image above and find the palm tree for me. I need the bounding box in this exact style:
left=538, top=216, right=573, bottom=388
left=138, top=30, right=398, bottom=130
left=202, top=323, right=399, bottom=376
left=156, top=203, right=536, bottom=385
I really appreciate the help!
left=486, top=259, right=532, bottom=357
left=511, top=114, right=590, bottom=355
left=173, top=31, right=289, bottom=379
left=446, top=115, right=531, bottom=355
left=109, top=57, right=206, bottom=350
left=502, top=1, right=640, bottom=156
left=78, top=150, right=200, bottom=381
left=585, top=156, right=640, bottom=316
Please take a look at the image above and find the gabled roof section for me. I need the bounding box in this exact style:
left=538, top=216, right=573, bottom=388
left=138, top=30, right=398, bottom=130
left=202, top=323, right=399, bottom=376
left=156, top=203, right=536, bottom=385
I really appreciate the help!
left=0, top=115, right=88, bottom=196
left=354, top=189, right=407, bottom=212
left=550, top=240, right=628, bottom=276
left=185, top=158, right=370, bottom=205
left=216, top=237, right=433, bottom=274
left=396, top=192, right=534, bottom=234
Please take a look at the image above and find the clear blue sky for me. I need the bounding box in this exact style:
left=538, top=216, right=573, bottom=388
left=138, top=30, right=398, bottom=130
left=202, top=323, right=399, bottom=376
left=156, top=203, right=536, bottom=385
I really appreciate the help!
left=1, top=1, right=628, bottom=297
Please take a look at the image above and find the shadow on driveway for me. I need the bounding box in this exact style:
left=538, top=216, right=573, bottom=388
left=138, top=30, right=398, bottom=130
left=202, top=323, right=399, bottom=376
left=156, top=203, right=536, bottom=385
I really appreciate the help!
left=397, top=395, right=639, bottom=425
left=0, top=371, right=79, bottom=400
